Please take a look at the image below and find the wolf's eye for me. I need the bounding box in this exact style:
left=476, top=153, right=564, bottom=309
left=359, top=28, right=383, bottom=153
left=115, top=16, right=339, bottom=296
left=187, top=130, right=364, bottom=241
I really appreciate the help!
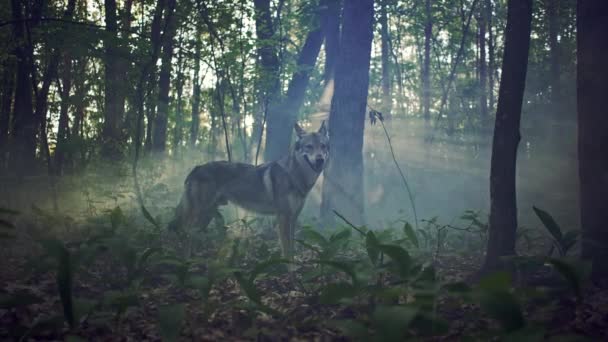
left=305, top=144, right=313, bottom=150
left=320, top=143, right=327, bottom=150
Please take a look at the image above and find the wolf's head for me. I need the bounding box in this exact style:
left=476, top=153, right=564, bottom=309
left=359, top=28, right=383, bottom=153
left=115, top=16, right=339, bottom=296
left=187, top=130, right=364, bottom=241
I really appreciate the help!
left=293, top=121, right=329, bottom=173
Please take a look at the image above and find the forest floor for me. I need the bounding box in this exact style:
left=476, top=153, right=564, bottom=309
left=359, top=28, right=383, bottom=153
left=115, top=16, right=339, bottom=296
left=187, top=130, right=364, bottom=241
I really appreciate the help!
left=1, top=211, right=607, bottom=341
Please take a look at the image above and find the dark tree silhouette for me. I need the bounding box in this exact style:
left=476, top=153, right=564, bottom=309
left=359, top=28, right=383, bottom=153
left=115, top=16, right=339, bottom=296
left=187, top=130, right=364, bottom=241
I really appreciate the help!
left=321, top=0, right=374, bottom=226
left=481, top=0, right=533, bottom=273
left=264, top=0, right=335, bottom=162
left=577, top=1, right=608, bottom=282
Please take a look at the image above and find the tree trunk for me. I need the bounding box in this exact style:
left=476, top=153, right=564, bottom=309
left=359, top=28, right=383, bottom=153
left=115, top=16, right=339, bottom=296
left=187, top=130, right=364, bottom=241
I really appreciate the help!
left=547, top=0, right=560, bottom=106
left=9, top=0, right=37, bottom=173
left=321, top=0, right=341, bottom=84
left=101, top=0, right=124, bottom=159
left=0, top=59, right=15, bottom=170
left=481, top=0, right=533, bottom=273
left=263, top=6, right=325, bottom=161
left=577, top=1, right=608, bottom=282
left=380, top=0, right=391, bottom=118
left=55, top=56, right=72, bottom=175
left=422, top=0, right=432, bottom=123
left=190, top=25, right=202, bottom=147
left=488, top=0, right=495, bottom=112
left=152, top=0, right=177, bottom=153
left=320, top=0, right=374, bottom=226
left=136, top=0, right=165, bottom=153
left=253, top=0, right=280, bottom=151
left=173, top=31, right=185, bottom=154
left=478, top=1, right=488, bottom=122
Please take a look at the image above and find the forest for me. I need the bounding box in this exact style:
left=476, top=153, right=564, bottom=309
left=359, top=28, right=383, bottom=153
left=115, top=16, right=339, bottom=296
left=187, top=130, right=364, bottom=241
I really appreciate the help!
left=1, top=0, right=607, bottom=340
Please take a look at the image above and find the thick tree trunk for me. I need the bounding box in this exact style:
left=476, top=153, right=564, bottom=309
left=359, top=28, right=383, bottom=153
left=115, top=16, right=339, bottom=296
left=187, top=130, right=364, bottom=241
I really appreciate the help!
left=253, top=0, right=280, bottom=152
left=173, top=32, right=185, bottom=154
left=136, top=0, right=165, bottom=153
left=190, top=25, right=202, bottom=147
left=9, top=0, right=37, bottom=173
left=0, top=59, right=15, bottom=169
left=101, top=0, right=124, bottom=159
left=577, top=1, right=608, bottom=282
left=488, top=0, right=495, bottom=112
left=321, top=0, right=340, bottom=84
left=152, top=0, right=177, bottom=153
left=320, top=0, right=374, bottom=226
left=481, top=0, right=533, bottom=273
left=263, top=19, right=324, bottom=161
left=422, top=0, right=432, bottom=123
left=547, top=0, right=561, bottom=105
left=478, top=1, right=488, bottom=121
left=380, top=0, right=391, bottom=118
left=54, top=56, right=72, bottom=175
left=54, top=0, right=77, bottom=174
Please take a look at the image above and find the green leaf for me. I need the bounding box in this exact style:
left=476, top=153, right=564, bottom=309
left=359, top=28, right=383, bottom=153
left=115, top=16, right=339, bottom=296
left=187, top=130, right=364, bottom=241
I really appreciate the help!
left=331, top=319, right=370, bottom=340
left=314, top=260, right=358, bottom=285
left=103, top=290, right=139, bottom=316
left=403, top=222, right=419, bottom=248
left=0, top=207, right=19, bottom=215
left=477, top=271, right=512, bottom=292
left=158, top=303, right=185, bottom=342
left=141, top=205, right=161, bottom=229
left=109, top=206, right=125, bottom=229
left=300, top=229, right=328, bottom=246
left=0, top=219, right=15, bottom=229
left=319, top=282, right=359, bottom=304
left=373, top=305, right=418, bottom=341
left=533, top=206, right=563, bottom=243
left=0, top=291, right=44, bottom=309
left=249, top=257, right=290, bottom=283
left=234, top=272, right=261, bottom=303
left=546, top=258, right=590, bottom=300
left=503, top=325, right=545, bottom=342
left=376, top=244, right=412, bottom=278
left=329, top=229, right=351, bottom=243
left=40, top=239, right=75, bottom=328
left=478, top=290, right=524, bottom=332
left=365, top=231, right=380, bottom=265
left=561, top=230, right=580, bottom=254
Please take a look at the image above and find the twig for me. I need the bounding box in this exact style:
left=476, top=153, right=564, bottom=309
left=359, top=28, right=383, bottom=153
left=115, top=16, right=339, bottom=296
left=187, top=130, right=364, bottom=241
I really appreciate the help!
left=369, top=106, right=419, bottom=230
left=333, top=210, right=366, bottom=237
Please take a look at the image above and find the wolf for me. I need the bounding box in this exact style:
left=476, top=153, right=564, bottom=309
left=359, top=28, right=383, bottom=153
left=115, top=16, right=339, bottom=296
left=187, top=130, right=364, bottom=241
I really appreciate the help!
left=168, top=122, right=329, bottom=259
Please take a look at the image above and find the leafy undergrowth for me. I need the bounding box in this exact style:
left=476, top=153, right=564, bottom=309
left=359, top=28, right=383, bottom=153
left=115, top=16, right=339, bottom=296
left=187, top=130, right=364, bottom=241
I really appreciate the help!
left=1, top=206, right=607, bottom=341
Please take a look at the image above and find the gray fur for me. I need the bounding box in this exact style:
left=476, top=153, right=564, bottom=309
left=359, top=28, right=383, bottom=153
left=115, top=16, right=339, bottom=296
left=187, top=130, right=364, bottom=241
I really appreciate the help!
left=168, top=122, right=330, bottom=258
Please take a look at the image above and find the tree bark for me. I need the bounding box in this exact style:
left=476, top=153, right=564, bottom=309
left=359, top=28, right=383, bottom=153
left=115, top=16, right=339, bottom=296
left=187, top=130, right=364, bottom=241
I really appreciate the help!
left=9, top=0, right=37, bottom=173
left=481, top=0, right=533, bottom=273
left=173, top=32, right=185, bottom=154
left=547, top=0, right=560, bottom=105
left=190, top=24, right=202, bottom=147
left=422, top=0, right=432, bottom=123
left=478, top=1, right=488, bottom=122
left=488, top=0, right=495, bottom=112
left=380, top=0, right=391, bottom=118
left=253, top=0, right=280, bottom=152
left=152, top=0, right=177, bottom=153
left=263, top=5, right=325, bottom=162
left=321, top=0, right=341, bottom=84
left=53, top=0, right=77, bottom=174
left=0, top=59, right=15, bottom=169
left=101, top=0, right=124, bottom=159
left=577, top=1, right=608, bottom=282
left=320, top=0, right=374, bottom=226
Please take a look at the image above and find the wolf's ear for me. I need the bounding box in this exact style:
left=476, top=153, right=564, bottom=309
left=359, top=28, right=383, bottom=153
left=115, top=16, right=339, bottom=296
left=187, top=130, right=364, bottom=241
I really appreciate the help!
left=294, top=123, right=306, bottom=138
left=318, top=120, right=328, bottom=137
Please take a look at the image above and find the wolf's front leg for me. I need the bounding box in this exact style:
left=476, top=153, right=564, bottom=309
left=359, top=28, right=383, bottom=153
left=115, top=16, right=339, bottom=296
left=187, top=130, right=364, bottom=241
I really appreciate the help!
left=276, top=214, right=293, bottom=260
